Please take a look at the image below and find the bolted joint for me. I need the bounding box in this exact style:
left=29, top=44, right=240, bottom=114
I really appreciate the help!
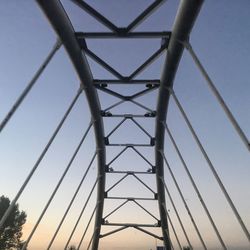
left=150, top=137, right=156, bottom=146
left=123, top=96, right=131, bottom=101
left=75, top=33, right=87, bottom=50
left=161, top=36, right=169, bottom=49
left=154, top=193, right=158, bottom=200
left=105, top=165, right=109, bottom=172
left=117, top=27, right=128, bottom=36
left=104, top=192, right=108, bottom=198
left=101, top=111, right=113, bottom=117
left=145, top=111, right=156, bottom=117
left=121, top=76, right=130, bottom=82
left=157, top=220, right=162, bottom=227
left=54, top=38, right=62, bottom=50
left=100, top=83, right=108, bottom=88
left=152, top=166, right=156, bottom=173
left=106, top=112, right=112, bottom=117
left=124, top=114, right=133, bottom=119
left=146, top=83, right=153, bottom=88
left=151, top=111, right=157, bottom=117
left=104, top=137, right=109, bottom=145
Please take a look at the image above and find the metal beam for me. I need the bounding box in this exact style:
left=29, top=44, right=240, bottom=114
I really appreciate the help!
left=85, top=48, right=124, bottom=80
left=0, top=39, right=61, bottom=134
left=126, top=0, right=166, bottom=32
left=104, top=222, right=159, bottom=227
left=107, top=170, right=154, bottom=175
left=133, top=226, right=163, bottom=241
left=128, top=46, right=166, bottom=80
left=106, top=196, right=156, bottom=201
left=76, top=31, right=171, bottom=39
left=100, top=226, right=129, bottom=238
left=0, top=89, right=81, bottom=231
left=35, top=1, right=106, bottom=250
left=94, top=79, right=160, bottom=85
left=155, top=1, right=204, bottom=249
left=70, top=0, right=118, bottom=32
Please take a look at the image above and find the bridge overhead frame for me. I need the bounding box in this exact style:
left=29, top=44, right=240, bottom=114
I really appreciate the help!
left=35, top=0, right=204, bottom=249
left=0, top=0, right=249, bottom=250
left=1, top=0, right=202, bottom=250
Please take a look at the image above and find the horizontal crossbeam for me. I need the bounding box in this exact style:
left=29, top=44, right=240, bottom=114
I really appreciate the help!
left=93, top=79, right=160, bottom=85
left=76, top=31, right=171, bottom=39
left=103, top=222, right=159, bottom=227
left=106, top=196, right=156, bottom=201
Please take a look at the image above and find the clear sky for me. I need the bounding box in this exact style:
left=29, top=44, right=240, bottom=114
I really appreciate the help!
left=0, top=1, right=249, bottom=250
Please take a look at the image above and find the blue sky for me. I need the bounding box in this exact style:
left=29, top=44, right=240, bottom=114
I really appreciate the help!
left=0, top=1, right=249, bottom=249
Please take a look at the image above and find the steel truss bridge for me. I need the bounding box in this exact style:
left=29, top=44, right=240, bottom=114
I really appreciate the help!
left=0, top=0, right=249, bottom=249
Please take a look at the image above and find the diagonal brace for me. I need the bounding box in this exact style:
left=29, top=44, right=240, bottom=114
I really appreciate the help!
left=100, top=226, right=129, bottom=238
left=133, top=226, right=163, bottom=241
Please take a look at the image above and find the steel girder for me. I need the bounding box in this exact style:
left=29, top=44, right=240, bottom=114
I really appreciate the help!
left=36, top=1, right=106, bottom=249
left=155, top=0, right=204, bottom=249
left=36, top=0, right=204, bottom=249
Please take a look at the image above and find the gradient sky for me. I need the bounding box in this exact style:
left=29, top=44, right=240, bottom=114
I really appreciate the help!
left=0, top=1, right=249, bottom=250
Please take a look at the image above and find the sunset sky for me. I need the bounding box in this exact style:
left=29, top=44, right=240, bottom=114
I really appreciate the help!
left=0, top=1, right=249, bottom=249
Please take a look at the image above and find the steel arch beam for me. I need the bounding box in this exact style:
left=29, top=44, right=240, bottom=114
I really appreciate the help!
left=36, top=1, right=204, bottom=249
left=155, top=0, right=204, bottom=249
left=36, top=1, right=106, bottom=249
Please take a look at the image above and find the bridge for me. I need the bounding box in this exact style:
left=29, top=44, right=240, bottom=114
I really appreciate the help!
left=0, top=0, right=249, bottom=249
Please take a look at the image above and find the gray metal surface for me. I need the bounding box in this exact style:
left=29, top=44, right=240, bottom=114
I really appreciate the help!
left=1, top=1, right=249, bottom=249
left=155, top=0, right=204, bottom=249
left=33, top=0, right=203, bottom=249
left=36, top=1, right=106, bottom=249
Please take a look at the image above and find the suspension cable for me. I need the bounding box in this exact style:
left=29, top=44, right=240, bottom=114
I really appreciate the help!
left=161, top=151, right=207, bottom=250
left=47, top=152, right=97, bottom=249
left=0, top=88, right=82, bottom=231
left=165, top=124, right=227, bottom=249
left=164, top=204, right=182, bottom=250
left=22, top=122, right=93, bottom=249
left=171, top=90, right=250, bottom=242
left=64, top=178, right=98, bottom=249
left=86, top=232, right=95, bottom=250
left=0, top=39, right=61, bottom=134
left=161, top=176, right=193, bottom=249
left=77, top=205, right=97, bottom=250
left=184, top=41, right=249, bottom=151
